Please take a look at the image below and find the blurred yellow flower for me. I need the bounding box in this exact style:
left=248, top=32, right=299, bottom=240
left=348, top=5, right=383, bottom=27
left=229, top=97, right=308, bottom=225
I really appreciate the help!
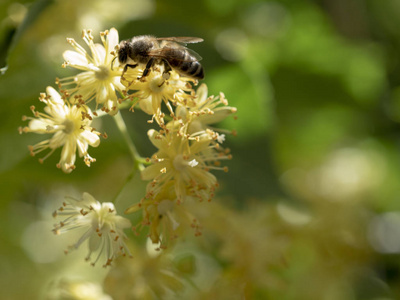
left=46, top=278, right=112, bottom=300
left=104, top=245, right=185, bottom=300
left=125, top=182, right=202, bottom=247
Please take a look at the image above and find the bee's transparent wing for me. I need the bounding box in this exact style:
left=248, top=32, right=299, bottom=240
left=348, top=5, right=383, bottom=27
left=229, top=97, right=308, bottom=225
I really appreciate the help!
left=148, top=45, right=202, bottom=62
left=156, top=37, right=203, bottom=45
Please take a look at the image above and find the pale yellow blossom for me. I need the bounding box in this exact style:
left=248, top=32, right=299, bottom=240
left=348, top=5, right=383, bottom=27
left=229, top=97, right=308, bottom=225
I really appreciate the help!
left=19, top=86, right=100, bottom=173
left=53, top=192, right=131, bottom=267
left=58, top=28, right=124, bottom=115
left=171, top=83, right=237, bottom=141
left=141, top=128, right=231, bottom=203
left=122, top=65, right=196, bottom=125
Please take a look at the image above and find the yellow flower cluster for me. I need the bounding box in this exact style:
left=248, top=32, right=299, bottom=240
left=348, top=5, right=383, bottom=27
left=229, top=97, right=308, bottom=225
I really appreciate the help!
left=19, top=28, right=237, bottom=264
left=123, top=72, right=236, bottom=247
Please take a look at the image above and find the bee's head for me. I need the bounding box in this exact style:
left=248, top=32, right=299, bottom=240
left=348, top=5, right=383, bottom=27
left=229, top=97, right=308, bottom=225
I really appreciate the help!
left=113, top=36, right=154, bottom=69
left=117, top=40, right=130, bottom=64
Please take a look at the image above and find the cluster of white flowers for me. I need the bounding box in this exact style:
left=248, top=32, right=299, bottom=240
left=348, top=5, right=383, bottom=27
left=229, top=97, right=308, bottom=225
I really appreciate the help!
left=20, top=28, right=236, bottom=265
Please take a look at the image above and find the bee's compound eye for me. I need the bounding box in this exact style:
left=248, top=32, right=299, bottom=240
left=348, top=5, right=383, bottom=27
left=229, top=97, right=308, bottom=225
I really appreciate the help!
left=118, top=49, right=127, bottom=64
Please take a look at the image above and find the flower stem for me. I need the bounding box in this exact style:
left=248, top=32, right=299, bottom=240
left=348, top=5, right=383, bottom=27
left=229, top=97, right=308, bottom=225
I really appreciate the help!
left=113, top=111, right=145, bottom=172
left=111, top=167, right=136, bottom=204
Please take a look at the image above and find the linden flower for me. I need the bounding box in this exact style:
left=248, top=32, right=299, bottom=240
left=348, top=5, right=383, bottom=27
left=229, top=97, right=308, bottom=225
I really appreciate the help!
left=52, top=192, right=131, bottom=267
left=141, top=128, right=232, bottom=203
left=47, top=278, right=112, bottom=300
left=19, top=86, right=100, bottom=173
left=122, top=65, right=196, bottom=124
left=58, top=28, right=124, bottom=115
left=104, top=246, right=184, bottom=299
left=172, top=83, right=237, bottom=142
left=125, top=182, right=202, bottom=248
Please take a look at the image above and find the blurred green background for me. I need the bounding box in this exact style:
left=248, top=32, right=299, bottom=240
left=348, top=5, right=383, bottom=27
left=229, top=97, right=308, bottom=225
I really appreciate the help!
left=3, top=0, right=400, bottom=299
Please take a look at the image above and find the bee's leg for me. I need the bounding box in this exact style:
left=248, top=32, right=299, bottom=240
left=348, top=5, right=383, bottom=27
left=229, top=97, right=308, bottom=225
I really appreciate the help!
left=123, top=63, right=138, bottom=73
left=156, top=60, right=172, bottom=87
left=121, top=64, right=138, bottom=86
left=162, top=60, right=172, bottom=80
left=141, top=58, right=155, bottom=79
left=122, top=64, right=138, bottom=82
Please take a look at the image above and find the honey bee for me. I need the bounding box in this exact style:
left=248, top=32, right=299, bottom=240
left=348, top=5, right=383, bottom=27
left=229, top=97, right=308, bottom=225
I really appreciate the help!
left=114, top=35, right=204, bottom=80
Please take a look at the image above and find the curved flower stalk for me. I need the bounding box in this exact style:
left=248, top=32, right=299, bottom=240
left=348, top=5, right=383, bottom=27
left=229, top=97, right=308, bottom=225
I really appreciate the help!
left=125, top=182, right=202, bottom=248
left=141, top=127, right=231, bottom=204
left=57, top=28, right=124, bottom=115
left=52, top=192, right=132, bottom=267
left=19, top=86, right=101, bottom=173
left=121, top=64, right=197, bottom=125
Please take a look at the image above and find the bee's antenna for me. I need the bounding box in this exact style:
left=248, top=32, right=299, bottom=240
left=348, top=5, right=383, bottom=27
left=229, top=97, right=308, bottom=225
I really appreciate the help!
left=111, top=56, right=117, bottom=71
